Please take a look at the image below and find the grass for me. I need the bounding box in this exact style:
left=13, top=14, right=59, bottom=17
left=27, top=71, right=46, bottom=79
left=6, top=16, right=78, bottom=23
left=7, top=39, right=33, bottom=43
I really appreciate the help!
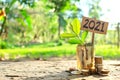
left=0, top=43, right=120, bottom=60
left=95, top=45, right=120, bottom=59
left=0, top=44, right=77, bottom=60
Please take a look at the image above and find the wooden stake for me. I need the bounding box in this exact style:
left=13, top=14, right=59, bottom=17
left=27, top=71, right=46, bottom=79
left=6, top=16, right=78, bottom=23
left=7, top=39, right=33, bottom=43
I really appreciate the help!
left=92, top=32, right=95, bottom=45
left=91, top=32, right=95, bottom=68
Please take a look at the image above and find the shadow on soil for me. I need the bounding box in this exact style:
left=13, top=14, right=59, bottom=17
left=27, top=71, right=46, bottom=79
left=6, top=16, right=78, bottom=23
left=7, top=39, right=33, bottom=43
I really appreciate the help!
left=23, top=71, right=107, bottom=80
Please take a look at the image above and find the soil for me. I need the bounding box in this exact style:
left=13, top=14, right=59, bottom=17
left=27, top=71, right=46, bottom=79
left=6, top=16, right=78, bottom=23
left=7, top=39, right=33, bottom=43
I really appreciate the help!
left=0, top=59, right=120, bottom=80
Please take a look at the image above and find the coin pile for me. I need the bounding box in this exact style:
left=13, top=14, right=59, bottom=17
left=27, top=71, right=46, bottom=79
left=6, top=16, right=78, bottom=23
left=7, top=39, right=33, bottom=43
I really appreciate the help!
left=95, top=56, right=109, bottom=75
left=81, top=69, right=89, bottom=76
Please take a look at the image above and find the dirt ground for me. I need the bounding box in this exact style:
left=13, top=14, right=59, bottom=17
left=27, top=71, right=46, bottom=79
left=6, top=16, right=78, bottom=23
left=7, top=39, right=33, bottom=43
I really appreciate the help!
left=0, top=59, right=120, bottom=80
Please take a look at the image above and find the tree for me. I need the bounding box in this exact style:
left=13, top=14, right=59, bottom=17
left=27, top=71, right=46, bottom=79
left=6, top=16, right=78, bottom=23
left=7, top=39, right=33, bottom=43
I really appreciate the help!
left=43, top=0, right=80, bottom=38
left=0, top=8, right=6, bottom=38
left=0, top=0, right=36, bottom=43
left=88, top=0, right=102, bottom=19
left=27, top=1, right=58, bottom=43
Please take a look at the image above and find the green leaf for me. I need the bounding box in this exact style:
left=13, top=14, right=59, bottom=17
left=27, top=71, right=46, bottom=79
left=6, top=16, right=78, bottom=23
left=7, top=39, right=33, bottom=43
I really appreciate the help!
left=60, top=33, right=75, bottom=38
left=81, top=31, right=88, bottom=42
left=20, top=9, right=33, bottom=30
left=68, top=38, right=83, bottom=44
left=71, top=18, right=81, bottom=35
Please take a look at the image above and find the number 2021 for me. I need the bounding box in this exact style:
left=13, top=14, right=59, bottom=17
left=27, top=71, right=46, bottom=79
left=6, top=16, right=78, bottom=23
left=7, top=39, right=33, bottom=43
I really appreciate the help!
left=83, top=19, right=105, bottom=32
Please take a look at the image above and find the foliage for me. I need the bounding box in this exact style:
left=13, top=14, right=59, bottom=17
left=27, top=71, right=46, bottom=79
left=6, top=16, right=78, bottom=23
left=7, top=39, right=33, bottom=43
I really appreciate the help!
left=0, top=39, right=7, bottom=49
left=43, top=0, right=81, bottom=37
left=87, top=0, right=102, bottom=19
left=0, top=0, right=105, bottom=45
left=29, top=1, right=58, bottom=42
left=43, top=0, right=79, bottom=13
left=18, top=0, right=36, bottom=7
left=0, top=38, right=15, bottom=49
left=0, top=0, right=119, bottom=50
left=0, top=0, right=36, bottom=44
left=20, top=9, right=33, bottom=30
left=60, top=18, right=88, bottom=45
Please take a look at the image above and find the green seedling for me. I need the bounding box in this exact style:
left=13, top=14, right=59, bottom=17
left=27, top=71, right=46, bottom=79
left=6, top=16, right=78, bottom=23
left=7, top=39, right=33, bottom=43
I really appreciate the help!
left=60, top=18, right=88, bottom=45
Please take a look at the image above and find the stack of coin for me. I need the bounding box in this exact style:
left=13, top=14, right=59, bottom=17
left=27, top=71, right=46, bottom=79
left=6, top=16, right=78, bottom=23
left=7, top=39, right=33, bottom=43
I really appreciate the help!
left=95, top=56, right=103, bottom=74
left=89, top=67, right=96, bottom=74
left=71, top=70, right=81, bottom=75
left=96, top=64, right=103, bottom=74
left=100, top=69, right=110, bottom=76
left=81, top=69, right=89, bottom=76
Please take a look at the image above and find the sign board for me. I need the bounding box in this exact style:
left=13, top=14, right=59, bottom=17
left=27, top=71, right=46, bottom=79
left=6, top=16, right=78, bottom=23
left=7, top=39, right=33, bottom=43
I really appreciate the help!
left=81, top=16, right=109, bottom=34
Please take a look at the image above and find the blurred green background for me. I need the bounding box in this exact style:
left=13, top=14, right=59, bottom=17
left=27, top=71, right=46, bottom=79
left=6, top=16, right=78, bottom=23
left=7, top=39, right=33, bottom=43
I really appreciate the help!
left=0, top=0, right=120, bottom=60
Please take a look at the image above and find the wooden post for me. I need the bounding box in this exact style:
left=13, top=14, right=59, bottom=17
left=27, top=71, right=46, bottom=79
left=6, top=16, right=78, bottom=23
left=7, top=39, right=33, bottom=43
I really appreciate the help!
left=91, top=17, right=96, bottom=68
left=91, top=32, right=95, bottom=68
left=89, top=32, right=96, bottom=74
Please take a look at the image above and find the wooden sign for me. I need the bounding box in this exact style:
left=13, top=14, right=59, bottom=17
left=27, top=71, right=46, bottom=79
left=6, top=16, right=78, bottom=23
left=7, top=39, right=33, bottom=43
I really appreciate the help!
left=81, top=16, right=109, bottom=34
